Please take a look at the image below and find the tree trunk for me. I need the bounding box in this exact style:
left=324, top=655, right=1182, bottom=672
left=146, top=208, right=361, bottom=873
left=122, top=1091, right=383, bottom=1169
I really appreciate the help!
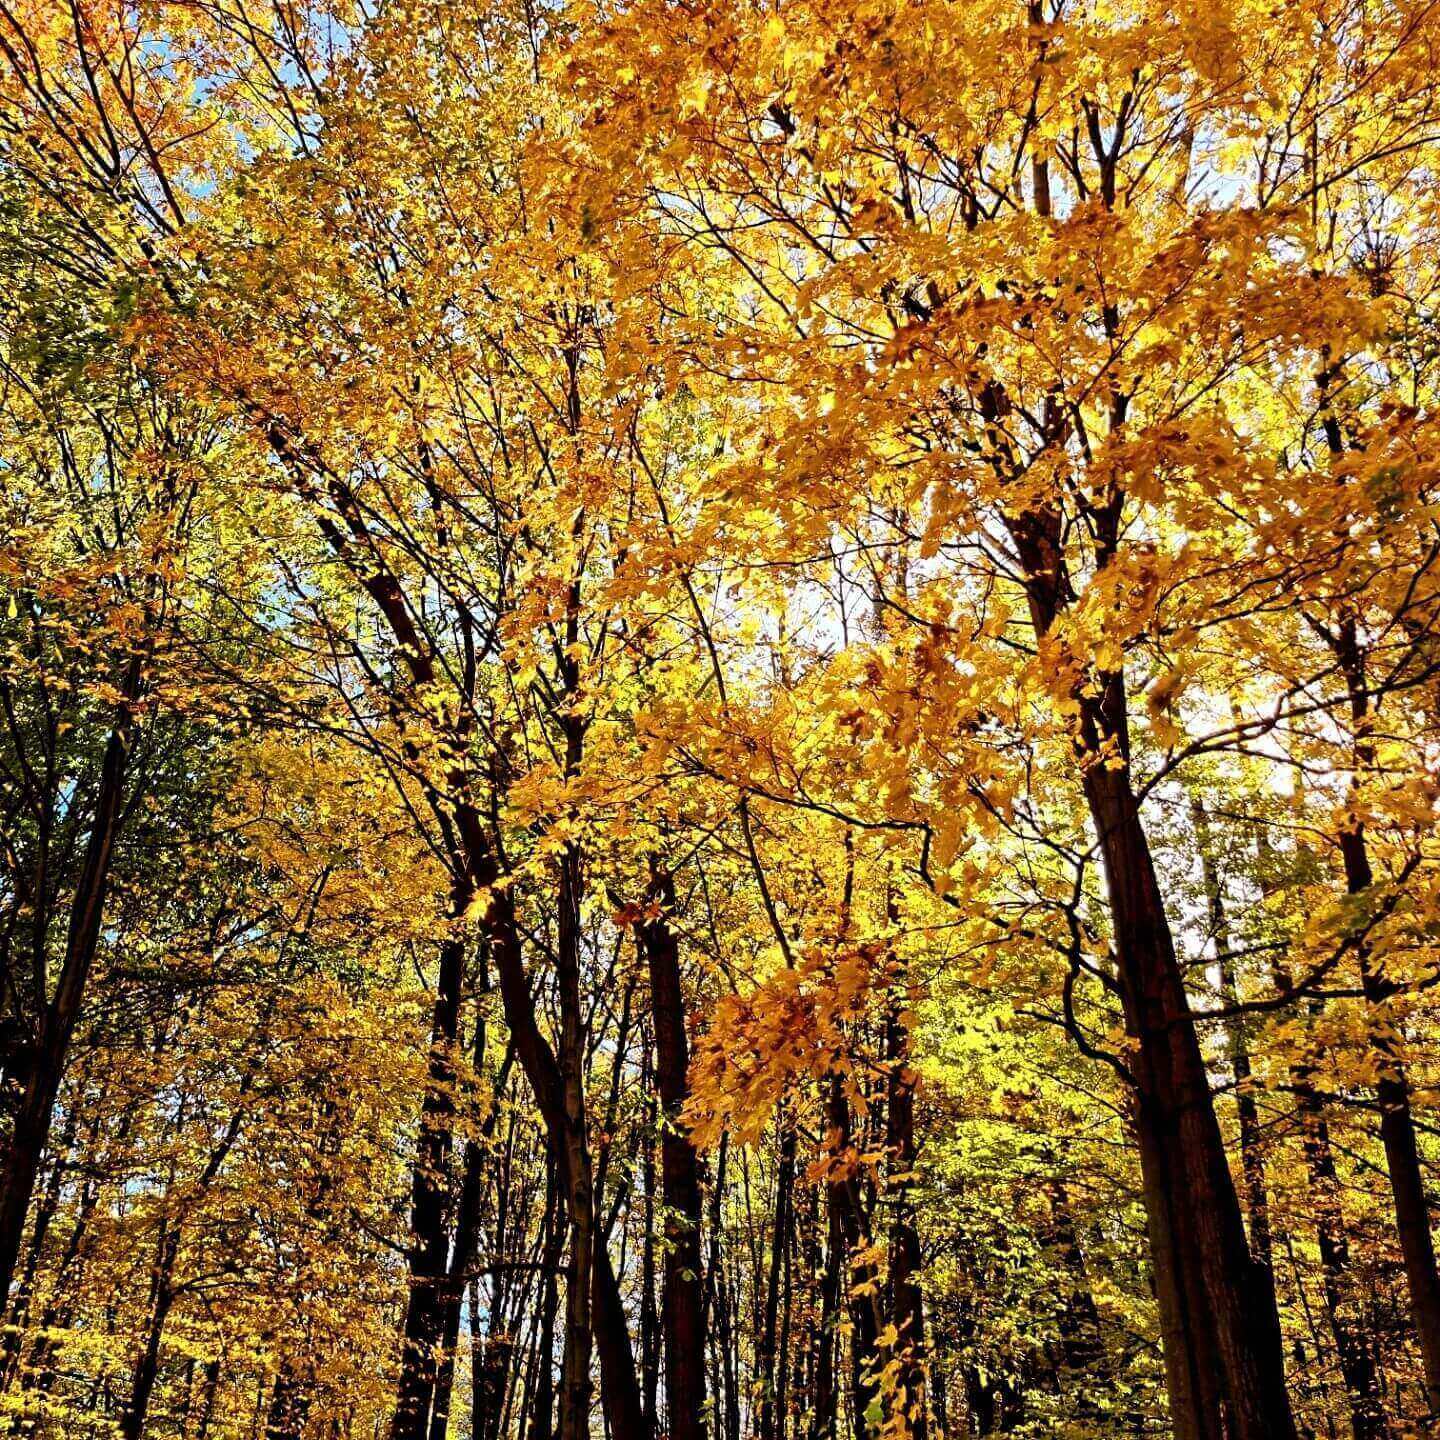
left=1005, top=494, right=1295, bottom=1440
left=812, top=1179, right=842, bottom=1440
left=635, top=870, right=707, bottom=1440
left=119, top=1223, right=180, bottom=1440
left=288, top=457, right=644, bottom=1438
left=265, top=1362, right=312, bottom=1440
left=527, top=1167, right=563, bottom=1440
left=1190, top=799, right=1272, bottom=1274
left=2, top=1082, right=84, bottom=1386
left=1300, top=1085, right=1389, bottom=1440
left=1334, top=622, right=1440, bottom=1417
left=886, top=987, right=926, bottom=1440
left=706, top=1134, right=741, bottom=1440
left=390, top=930, right=467, bottom=1440
left=193, top=1358, right=222, bottom=1440
left=824, top=1075, right=880, bottom=1440
left=0, top=653, right=143, bottom=1308
left=555, top=834, right=594, bottom=1440
left=759, top=1118, right=796, bottom=1440
left=1087, top=756, right=1289, bottom=1440
left=487, top=886, right=646, bottom=1439
left=640, top=1086, right=660, bottom=1435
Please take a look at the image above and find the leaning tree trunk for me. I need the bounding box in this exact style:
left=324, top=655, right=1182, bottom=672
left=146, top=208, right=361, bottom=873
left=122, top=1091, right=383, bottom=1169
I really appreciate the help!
left=487, top=884, right=647, bottom=1439
left=1084, top=755, right=1292, bottom=1440
left=1005, top=494, right=1295, bottom=1440
left=118, top=1222, right=179, bottom=1440
left=0, top=653, right=144, bottom=1309
left=276, top=451, right=645, bottom=1440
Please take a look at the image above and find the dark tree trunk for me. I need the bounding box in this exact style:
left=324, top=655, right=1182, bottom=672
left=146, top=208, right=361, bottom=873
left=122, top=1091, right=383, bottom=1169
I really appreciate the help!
left=287, top=456, right=643, bottom=1438
left=1087, top=756, right=1287, bottom=1440
left=1191, top=799, right=1272, bottom=1273
left=265, top=1362, right=312, bottom=1440
left=705, top=1134, right=741, bottom=1440
left=119, top=1088, right=246, bottom=1440
left=1004, top=493, right=1295, bottom=1440
left=824, top=1076, right=880, bottom=1440
left=1045, top=1179, right=1105, bottom=1380
left=812, top=1183, right=841, bottom=1440
left=886, top=989, right=926, bottom=1440
left=527, top=1168, right=563, bottom=1440
left=431, top=1088, right=497, bottom=1440
left=640, top=1092, right=659, bottom=1435
left=1301, top=1088, right=1389, bottom=1440
left=0, top=654, right=143, bottom=1308
left=1341, top=818, right=1440, bottom=1418
left=487, top=887, right=646, bottom=1440
left=759, top=1118, right=796, bottom=1440
left=193, top=1358, right=222, bottom=1440
left=427, top=1268, right=462, bottom=1440
left=119, top=1223, right=180, bottom=1440
left=471, top=1329, right=512, bottom=1440
left=1334, top=622, right=1440, bottom=1417
left=635, top=869, right=707, bottom=1440
left=390, top=929, right=467, bottom=1440
left=555, top=834, right=594, bottom=1440
left=2, top=1082, right=83, bottom=1386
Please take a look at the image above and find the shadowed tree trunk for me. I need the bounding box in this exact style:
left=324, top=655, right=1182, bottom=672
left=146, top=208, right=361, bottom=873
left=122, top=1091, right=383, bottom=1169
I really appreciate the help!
left=635, top=867, right=706, bottom=1440
left=823, top=1075, right=881, bottom=1440
left=1190, top=799, right=1272, bottom=1274
left=886, top=981, right=926, bottom=1440
left=758, top=1116, right=796, bottom=1440
left=0, top=651, right=146, bottom=1310
left=1002, top=485, right=1295, bottom=1440
left=1333, top=620, right=1440, bottom=1418
left=389, top=928, right=467, bottom=1440
left=118, top=1222, right=179, bottom=1440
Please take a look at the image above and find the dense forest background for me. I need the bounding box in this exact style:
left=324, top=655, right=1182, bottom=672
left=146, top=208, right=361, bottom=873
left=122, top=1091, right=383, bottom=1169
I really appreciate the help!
left=2, top=1, right=1440, bottom=1437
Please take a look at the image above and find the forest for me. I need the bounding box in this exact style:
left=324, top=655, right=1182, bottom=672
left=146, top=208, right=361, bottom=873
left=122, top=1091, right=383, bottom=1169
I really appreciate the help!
left=2, top=0, right=1440, bottom=1437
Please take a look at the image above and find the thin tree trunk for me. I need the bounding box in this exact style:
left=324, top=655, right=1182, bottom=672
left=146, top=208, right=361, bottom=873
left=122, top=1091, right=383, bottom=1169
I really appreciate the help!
left=487, top=885, right=646, bottom=1439
left=812, top=1181, right=841, bottom=1440
left=886, top=980, right=926, bottom=1440
left=527, top=1167, right=563, bottom=1440
left=1334, top=621, right=1440, bottom=1417
left=286, top=453, right=645, bottom=1438
left=1190, top=799, right=1272, bottom=1274
left=265, top=1362, right=312, bottom=1440
left=759, top=1118, right=796, bottom=1440
left=119, top=1085, right=248, bottom=1440
left=640, top=1090, right=659, bottom=1435
left=194, top=1358, right=221, bottom=1440
left=1045, top=1178, right=1107, bottom=1418
left=1299, top=1080, right=1389, bottom=1440
left=118, top=1222, right=179, bottom=1440
left=706, top=1134, right=741, bottom=1440
left=2, top=1079, right=83, bottom=1386
left=555, top=831, right=594, bottom=1440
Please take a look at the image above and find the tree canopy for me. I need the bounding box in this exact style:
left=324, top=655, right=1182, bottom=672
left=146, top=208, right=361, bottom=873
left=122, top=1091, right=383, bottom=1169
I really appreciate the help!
left=2, top=1, right=1440, bottom=1437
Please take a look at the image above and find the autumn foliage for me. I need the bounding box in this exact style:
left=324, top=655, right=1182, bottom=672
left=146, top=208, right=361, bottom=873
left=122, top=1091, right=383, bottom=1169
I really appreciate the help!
left=1, top=0, right=1440, bottom=1437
